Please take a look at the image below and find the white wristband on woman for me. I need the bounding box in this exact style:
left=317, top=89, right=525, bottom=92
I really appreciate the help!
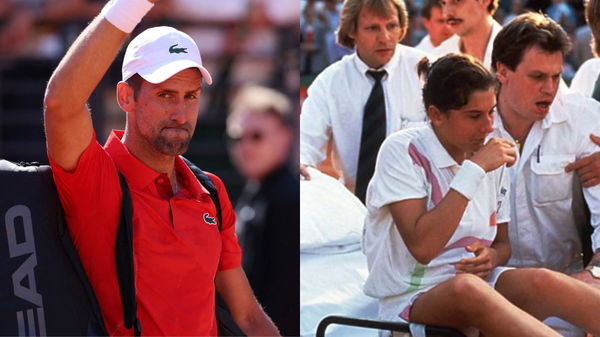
left=100, top=0, right=154, bottom=34
left=449, top=160, right=486, bottom=200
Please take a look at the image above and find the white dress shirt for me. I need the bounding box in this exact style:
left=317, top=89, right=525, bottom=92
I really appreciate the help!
left=570, top=58, right=600, bottom=98
left=433, top=20, right=502, bottom=70
left=415, top=34, right=435, bottom=53
left=362, top=125, right=510, bottom=322
left=300, top=44, right=430, bottom=191
left=490, top=91, right=600, bottom=274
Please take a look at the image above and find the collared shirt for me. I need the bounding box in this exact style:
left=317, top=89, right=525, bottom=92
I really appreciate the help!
left=433, top=20, right=502, bottom=70
left=490, top=91, right=600, bottom=273
left=415, top=35, right=435, bottom=53
left=432, top=20, right=572, bottom=94
left=362, top=125, right=510, bottom=320
left=49, top=130, right=242, bottom=336
left=300, top=44, right=431, bottom=191
left=570, top=58, right=600, bottom=98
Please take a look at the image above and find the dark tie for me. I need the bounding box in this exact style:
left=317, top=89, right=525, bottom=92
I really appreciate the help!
left=592, top=73, right=600, bottom=102
left=355, top=70, right=387, bottom=204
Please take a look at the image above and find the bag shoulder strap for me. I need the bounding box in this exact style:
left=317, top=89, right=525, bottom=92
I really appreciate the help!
left=181, top=156, right=223, bottom=230
left=115, top=157, right=222, bottom=337
left=116, top=172, right=141, bottom=337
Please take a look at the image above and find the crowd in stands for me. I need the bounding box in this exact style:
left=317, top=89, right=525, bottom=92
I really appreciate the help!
left=0, top=0, right=299, bottom=196
left=300, top=0, right=591, bottom=83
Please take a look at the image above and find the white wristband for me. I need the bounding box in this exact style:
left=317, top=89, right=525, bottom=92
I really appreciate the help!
left=449, top=160, right=486, bottom=200
left=100, top=0, right=154, bottom=34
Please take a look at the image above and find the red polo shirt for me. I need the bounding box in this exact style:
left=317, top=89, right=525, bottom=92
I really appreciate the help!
left=49, top=131, right=242, bottom=336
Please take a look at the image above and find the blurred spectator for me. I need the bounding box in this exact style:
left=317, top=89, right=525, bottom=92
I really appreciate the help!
left=322, top=0, right=353, bottom=63
left=526, top=0, right=551, bottom=12
left=502, top=0, right=525, bottom=25
left=226, top=85, right=299, bottom=337
left=0, top=0, right=103, bottom=62
left=300, top=0, right=330, bottom=75
left=415, top=0, right=453, bottom=52
left=546, top=0, right=576, bottom=33
left=571, top=24, right=593, bottom=70
left=0, top=1, right=36, bottom=60
left=570, top=0, right=600, bottom=98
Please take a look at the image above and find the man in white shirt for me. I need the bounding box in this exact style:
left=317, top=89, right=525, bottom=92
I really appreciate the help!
left=491, top=13, right=600, bottom=337
left=300, top=0, right=429, bottom=201
left=571, top=0, right=600, bottom=98
left=434, top=0, right=502, bottom=69
left=415, top=0, right=453, bottom=53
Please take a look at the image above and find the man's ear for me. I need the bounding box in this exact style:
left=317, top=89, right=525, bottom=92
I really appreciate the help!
left=421, top=17, right=431, bottom=32
left=116, top=81, right=135, bottom=113
left=495, top=62, right=509, bottom=85
left=478, top=0, right=492, bottom=11
left=398, top=26, right=408, bottom=43
left=348, top=28, right=356, bottom=40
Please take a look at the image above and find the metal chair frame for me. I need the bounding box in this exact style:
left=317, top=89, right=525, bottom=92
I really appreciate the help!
left=316, top=315, right=466, bottom=337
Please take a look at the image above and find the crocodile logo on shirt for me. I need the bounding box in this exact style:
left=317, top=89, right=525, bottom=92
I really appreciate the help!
left=169, top=44, right=188, bottom=54
left=203, top=213, right=217, bottom=225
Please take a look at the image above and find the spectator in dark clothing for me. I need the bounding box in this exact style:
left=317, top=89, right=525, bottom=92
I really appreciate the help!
left=226, top=85, right=299, bottom=337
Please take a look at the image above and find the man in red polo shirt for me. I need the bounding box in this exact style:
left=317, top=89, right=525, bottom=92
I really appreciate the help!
left=43, top=0, right=280, bottom=335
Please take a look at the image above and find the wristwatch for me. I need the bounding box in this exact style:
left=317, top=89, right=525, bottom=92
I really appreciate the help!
left=586, top=266, right=600, bottom=279
left=586, top=260, right=600, bottom=279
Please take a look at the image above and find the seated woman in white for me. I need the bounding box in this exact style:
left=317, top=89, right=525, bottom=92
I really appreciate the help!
left=362, top=53, right=600, bottom=337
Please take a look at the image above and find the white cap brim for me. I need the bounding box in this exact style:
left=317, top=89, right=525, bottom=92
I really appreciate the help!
left=135, top=59, right=212, bottom=85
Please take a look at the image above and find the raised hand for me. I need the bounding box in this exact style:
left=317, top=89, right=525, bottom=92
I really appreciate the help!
left=470, top=137, right=516, bottom=172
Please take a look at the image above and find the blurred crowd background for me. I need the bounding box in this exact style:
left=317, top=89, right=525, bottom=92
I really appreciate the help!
left=300, top=0, right=591, bottom=94
left=0, top=0, right=299, bottom=200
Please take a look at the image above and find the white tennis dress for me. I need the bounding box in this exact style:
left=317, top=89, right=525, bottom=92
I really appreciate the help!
left=362, top=125, right=511, bottom=322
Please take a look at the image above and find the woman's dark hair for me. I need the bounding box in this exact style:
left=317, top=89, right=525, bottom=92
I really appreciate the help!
left=417, top=53, right=496, bottom=113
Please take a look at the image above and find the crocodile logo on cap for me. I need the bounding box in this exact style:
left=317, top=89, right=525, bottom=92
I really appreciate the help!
left=169, top=44, right=188, bottom=54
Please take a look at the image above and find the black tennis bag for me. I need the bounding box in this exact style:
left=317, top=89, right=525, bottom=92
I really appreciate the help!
left=0, top=160, right=106, bottom=336
left=0, top=159, right=245, bottom=337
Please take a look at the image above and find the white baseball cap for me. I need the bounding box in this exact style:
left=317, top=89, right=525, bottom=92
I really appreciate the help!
left=122, top=26, right=212, bottom=85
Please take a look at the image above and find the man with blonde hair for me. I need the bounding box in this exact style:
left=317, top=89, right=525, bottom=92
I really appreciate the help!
left=300, top=0, right=430, bottom=203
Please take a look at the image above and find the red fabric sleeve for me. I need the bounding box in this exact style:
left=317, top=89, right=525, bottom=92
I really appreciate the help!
left=47, top=136, right=122, bottom=281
